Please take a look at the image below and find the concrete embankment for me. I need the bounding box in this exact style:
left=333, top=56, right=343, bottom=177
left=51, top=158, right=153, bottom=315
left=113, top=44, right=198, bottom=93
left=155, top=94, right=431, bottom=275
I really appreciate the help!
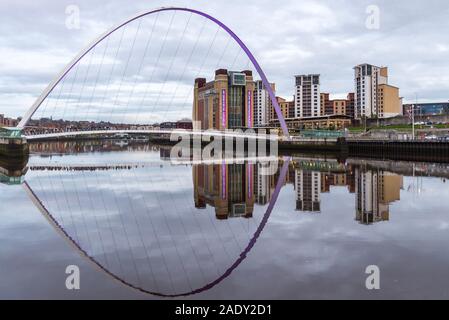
left=279, top=137, right=347, bottom=154
left=279, top=137, right=449, bottom=163
left=23, top=133, right=449, bottom=163
left=346, top=140, right=449, bottom=162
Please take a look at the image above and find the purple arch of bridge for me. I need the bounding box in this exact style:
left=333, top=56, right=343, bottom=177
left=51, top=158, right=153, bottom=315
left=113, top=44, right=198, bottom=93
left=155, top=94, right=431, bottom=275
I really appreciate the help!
left=18, top=7, right=289, bottom=137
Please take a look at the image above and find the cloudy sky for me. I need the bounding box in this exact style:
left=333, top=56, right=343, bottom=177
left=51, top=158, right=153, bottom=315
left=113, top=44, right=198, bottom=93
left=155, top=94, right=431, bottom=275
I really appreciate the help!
left=1, top=0, right=449, bottom=123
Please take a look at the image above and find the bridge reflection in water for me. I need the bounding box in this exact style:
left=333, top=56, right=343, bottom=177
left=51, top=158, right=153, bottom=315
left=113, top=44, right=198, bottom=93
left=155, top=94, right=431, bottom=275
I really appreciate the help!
left=6, top=141, right=449, bottom=297
left=22, top=141, right=288, bottom=297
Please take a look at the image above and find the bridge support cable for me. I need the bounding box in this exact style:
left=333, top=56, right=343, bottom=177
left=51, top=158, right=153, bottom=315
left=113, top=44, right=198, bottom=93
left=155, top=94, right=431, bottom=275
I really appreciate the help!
left=67, top=171, right=98, bottom=259
left=166, top=28, right=246, bottom=123
left=34, top=85, right=52, bottom=125
left=101, top=169, right=147, bottom=286
left=49, top=70, right=68, bottom=126
left=144, top=167, right=213, bottom=285
left=24, top=157, right=289, bottom=296
left=108, top=19, right=143, bottom=125
left=149, top=13, right=193, bottom=125
left=127, top=12, right=161, bottom=125
left=73, top=46, right=96, bottom=123
left=118, top=167, right=181, bottom=291
left=145, top=12, right=179, bottom=120
left=18, top=7, right=289, bottom=138
left=173, top=25, right=220, bottom=124
left=86, top=35, right=111, bottom=124
left=150, top=167, right=224, bottom=283
left=60, top=61, right=81, bottom=127
left=98, top=26, right=126, bottom=124
left=79, top=170, right=112, bottom=270
left=163, top=18, right=207, bottom=121
left=90, top=170, right=129, bottom=282
left=215, top=35, right=232, bottom=70
left=136, top=12, right=176, bottom=125
left=130, top=170, right=184, bottom=292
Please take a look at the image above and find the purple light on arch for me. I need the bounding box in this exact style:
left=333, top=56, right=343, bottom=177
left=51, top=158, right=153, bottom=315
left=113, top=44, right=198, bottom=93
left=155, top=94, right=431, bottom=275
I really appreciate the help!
left=247, top=90, right=253, bottom=128
left=19, top=7, right=290, bottom=137
left=222, top=160, right=227, bottom=200
left=222, top=89, right=227, bottom=128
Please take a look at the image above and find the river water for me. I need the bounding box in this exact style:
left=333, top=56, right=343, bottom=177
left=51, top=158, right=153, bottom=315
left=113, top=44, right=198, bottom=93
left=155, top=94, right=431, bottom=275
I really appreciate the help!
left=1, top=140, right=449, bottom=299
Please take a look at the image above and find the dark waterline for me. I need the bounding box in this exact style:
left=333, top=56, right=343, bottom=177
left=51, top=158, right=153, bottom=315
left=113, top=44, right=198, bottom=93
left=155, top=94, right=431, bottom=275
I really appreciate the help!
left=1, top=140, right=449, bottom=299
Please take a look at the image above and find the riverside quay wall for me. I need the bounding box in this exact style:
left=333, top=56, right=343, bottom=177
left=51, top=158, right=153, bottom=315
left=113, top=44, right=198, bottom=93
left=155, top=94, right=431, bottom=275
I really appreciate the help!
left=279, top=137, right=449, bottom=163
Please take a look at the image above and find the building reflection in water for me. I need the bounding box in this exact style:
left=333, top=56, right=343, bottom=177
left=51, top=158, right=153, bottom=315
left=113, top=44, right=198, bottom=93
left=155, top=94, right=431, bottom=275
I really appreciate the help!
left=11, top=140, right=426, bottom=227
left=295, top=170, right=322, bottom=212
left=254, top=163, right=276, bottom=206
left=192, top=158, right=288, bottom=220
left=12, top=141, right=449, bottom=297
left=0, top=157, right=28, bottom=185
left=293, top=160, right=352, bottom=214
left=190, top=156, right=403, bottom=225
left=292, top=160, right=403, bottom=225
left=20, top=144, right=293, bottom=297
left=193, top=162, right=256, bottom=219
left=355, top=167, right=403, bottom=225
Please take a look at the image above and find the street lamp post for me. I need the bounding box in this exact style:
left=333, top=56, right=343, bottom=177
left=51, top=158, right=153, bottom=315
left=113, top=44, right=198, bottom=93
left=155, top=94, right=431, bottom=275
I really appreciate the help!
left=412, top=103, right=415, bottom=140
left=412, top=93, right=418, bottom=141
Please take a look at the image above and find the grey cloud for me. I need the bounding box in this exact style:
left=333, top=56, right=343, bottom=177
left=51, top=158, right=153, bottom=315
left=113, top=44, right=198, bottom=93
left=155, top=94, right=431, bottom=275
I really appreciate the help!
left=1, top=0, right=449, bottom=121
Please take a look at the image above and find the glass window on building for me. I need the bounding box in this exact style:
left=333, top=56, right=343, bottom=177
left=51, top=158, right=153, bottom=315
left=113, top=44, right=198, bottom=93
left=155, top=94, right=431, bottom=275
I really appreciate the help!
left=230, top=73, right=246, bottom=86
left=228, top=86, right=244, bottom=128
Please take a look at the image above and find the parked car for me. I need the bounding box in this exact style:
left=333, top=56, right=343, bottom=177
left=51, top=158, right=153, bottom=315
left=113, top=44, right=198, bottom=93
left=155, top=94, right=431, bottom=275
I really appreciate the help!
left=425, top=135, right=438, bottom=141
left=439, top=136, right=449, bottom=142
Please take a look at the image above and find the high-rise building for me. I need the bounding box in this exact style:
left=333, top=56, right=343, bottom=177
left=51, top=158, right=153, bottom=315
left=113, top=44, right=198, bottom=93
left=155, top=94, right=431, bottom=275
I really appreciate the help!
left=320, top=92, right=355, bottom=118
left=193, top=69, right=255, bottom=130
left=354, top=64, right=401, bottom=119
left=253, top=80, right=275, bottom=127
left=346, top=93, right=355, bottom=119
left=354, top=64, right=387, bottom=119
left=403, top=102, right=449, bottom=116
left=295, top=170, right=321, bottom=212
left=287, top=100, right=295, bottom=118
left=278, top=97, right=289, bottom=120
left=320, top=93, right=333, bottom=115
left=295, top=74, right=321, bottom=118
left=332, top=99, right=347, bottom=115
left=270, top=97, right=294, bottom=121
left=378, top=84, right=403, bottom=118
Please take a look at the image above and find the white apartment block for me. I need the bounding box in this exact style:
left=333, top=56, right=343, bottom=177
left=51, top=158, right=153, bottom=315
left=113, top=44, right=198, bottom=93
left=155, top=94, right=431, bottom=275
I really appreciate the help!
left=294, top=74, right=321, bottom=118
left=253, top=80, right=274, bottom=127
left=354, top=63, right=388, bottom=119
